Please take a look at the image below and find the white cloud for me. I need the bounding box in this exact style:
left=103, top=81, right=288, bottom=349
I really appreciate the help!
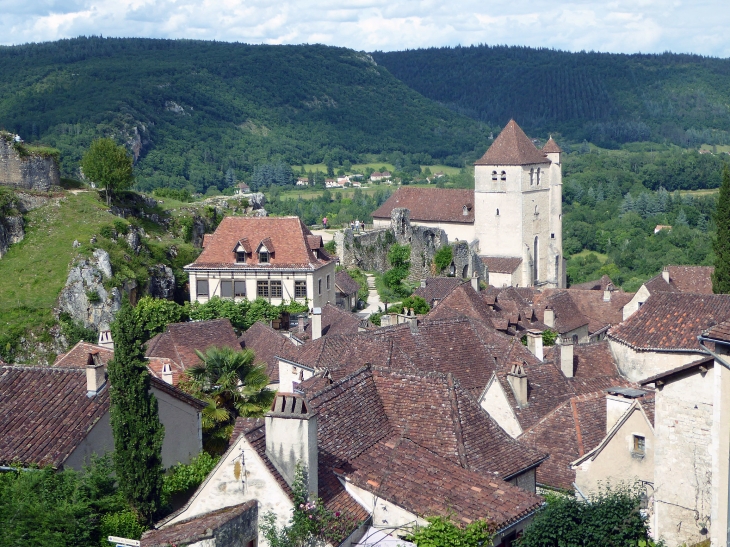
left=0, top=0, right=728, bottom=57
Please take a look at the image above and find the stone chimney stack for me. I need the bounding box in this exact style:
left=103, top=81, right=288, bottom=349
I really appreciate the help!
left=526, top=330, right=543, bottom=362
left=311, top=308, right=322, bottom=340
left=162, top=362, right=174, bottom=385
left=507, top=363, right=528, bottom=407
left=266, top=393, right=318, bottom=498
left=86, top=352, right=106, bottom=396
left=98, top=330, right=114, bottom=350
left=543, top=307, right=555, bottom=328
left=560, top=341, right=574, bottom=378
left=471, top=273, right=480, bottom=293
left=298, top=316, right=305, bottom=334
left=420, top=279, right=427, bottom=289
left=603, top=288, right=611, bottom=302
left=662, top=267, right=670, bottom=284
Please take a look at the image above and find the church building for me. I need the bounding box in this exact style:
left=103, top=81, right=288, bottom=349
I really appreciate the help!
left=372, top=119, right=564, bottom=288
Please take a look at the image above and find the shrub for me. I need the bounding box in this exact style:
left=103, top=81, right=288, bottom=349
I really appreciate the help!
left=162, top=452, right=220, bottom=503
left=86, top=290, right=101, bottom=303
left=433, top=246, right=453, bottom=273
left=406, top=515, right=494, bottom=547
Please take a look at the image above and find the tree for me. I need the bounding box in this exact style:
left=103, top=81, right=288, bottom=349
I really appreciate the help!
left=133, top=296, right=188, bottom=340
left=108, top=298, right=164, bottom=522
left=81, top=138, right=135, bottom=206
left=181, top=346, right=275, bottom=452
left=406, top=515, right=494, bottom=547
left=713, top=165, right=730, bottom=293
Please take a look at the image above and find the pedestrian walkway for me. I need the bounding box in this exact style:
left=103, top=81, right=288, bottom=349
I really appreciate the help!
left=358, top=274, right=383, bottom=318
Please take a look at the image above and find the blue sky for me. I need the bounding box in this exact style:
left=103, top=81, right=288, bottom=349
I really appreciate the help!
left=1, top=0, right=728, bottom=57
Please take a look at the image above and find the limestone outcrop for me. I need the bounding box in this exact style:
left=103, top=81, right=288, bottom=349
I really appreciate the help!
left=0, top=137, right=60, bottom=191
left=147, top=264, right=176, bottom=300
left=0, top=215, right=24, bottom=258
left=58, top=248, right=122, bottom=331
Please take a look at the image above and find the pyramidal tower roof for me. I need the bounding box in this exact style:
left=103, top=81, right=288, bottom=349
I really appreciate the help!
left=475, top=120, right=549, bottom=166
left=542, top=136, right=562, bottom=154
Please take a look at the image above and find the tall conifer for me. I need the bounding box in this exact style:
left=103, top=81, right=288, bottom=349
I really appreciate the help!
left=713, top=165, right=730, bottom=293
left=108, top=298, right=164, bottom=522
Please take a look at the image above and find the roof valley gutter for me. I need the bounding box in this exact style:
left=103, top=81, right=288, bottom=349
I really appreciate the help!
left=697, top=335, right=730, bottom=371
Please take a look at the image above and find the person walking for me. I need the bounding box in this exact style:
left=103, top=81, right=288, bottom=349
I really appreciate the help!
left=322, top=216, right=328, bottom=229
left=355, top=219, right=361, bottom=233
left=350, top=220, right=355, bottom=231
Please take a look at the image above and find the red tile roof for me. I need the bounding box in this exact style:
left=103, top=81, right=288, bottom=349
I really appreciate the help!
left=704, top=320, right=730, bottom=343
left=187, top=216, right=333, bottom=270
left=481, top=256, right=523, bottom=275
left=53, top=341, right=114, bottom=369
left=303, top=303, right=362, bottom=339
left=533, top=290, right=590, bottom=334
left=335, top=270, right=360, bottom=296
left=666, top=265, right=714, bottom=294
left=412, top=277, right=466, bottom=305
left=536, top=288, right=633, bottom=336
left=475, top=120, right=550, bottom=166
left=542, top=137, right=563, bottom=154
left=145, top=318, right=241, bottom=373
left=569, top=274, right=615, bottom=291
left=239, top=321, right=297, bottom=382
left=371, top=188, right=474, bottom=223
left=0, top=366, right=109, bottom=468
left=608, top=293, right=730, bottom=351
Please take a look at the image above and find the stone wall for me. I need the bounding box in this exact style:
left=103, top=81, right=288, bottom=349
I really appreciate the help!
left=336, top=207, right=484, bottom=281
left=0, top=138, right=60, bottom=191
left=0, top=215, right=23, bottom=258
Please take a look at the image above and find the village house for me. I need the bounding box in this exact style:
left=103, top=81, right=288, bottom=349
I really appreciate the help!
left=184, top=216, right=336, bottom=308
left=158, top=366, right=546, bottom=546
left=335, top=270, right=361, bottom=310
left=369, top=171, right=391, bottom=182
left=1, top=342, right=206, bottom=469
left=371, top=121, right=564, bottom=289
left=234, top=182, right=251, bottom=195
left=412, top=276, right=466, bottom=307
left=296, top=177, right=309, bottom=186
left=239, top=320, right=300, bottom=390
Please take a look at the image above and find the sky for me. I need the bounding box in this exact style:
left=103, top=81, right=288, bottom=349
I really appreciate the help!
left=0, top=0, right=729, bottom=57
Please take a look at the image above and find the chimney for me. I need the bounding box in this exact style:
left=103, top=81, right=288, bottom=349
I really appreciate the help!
left=420, top=279, right=427, bottom=288
left=432, top=298, right=440, bottom=307
left=603, top=289, right=611, bottom=302
left=507, top=363, right=528, bottom=407
left=311, top=308, right=322, bottom=340
left=380, top=314, right=391, bottom=327
left=471, top=273, right=480, bottom=292
left=298, top=316, right=305, bottom=334
left=98, top=330, right=114, bottom=350
left=526, top=330, right=543, bottom=362
left=162, top=362, right=174, bottom=385
left=266, top=393, right=318, bottom=498
left=543, top=307, right=554, bottom=328
left=606, top=393, right=633, bottom=432
left=560, top=341, right=574, bottom=378
left=86, top=352, right=106, bottom=396
left=662, top=266, right=670, bottom=284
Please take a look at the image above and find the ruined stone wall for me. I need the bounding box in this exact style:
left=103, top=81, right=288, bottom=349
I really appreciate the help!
left=336, top=207, right=485, bottom=282
left=0, top=138, right=60, bottom=191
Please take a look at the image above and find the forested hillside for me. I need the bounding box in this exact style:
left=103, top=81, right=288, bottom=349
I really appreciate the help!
left=372, top=46, right=730, bottom=148
left=0, top=37, right=489, bottom=193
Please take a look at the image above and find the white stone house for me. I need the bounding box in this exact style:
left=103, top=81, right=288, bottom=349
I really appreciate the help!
left=184, top=216, right=336, bottom=309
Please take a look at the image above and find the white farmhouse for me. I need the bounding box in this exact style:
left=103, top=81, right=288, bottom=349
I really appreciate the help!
left=184, top=216, right=336, bottom=308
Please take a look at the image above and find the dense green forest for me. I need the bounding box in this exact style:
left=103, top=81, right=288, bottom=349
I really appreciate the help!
left=0, top=37, right=490, bottom=193
left=372, top=45, right=730, bottom=148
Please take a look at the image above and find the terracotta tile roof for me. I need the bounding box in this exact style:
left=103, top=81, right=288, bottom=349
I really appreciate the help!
left=239, top=321, right=297, bottom=382
left=639, top=355, right=714, bottom=386
left=145, top=318, right=241, bottom=372
left=481, top=256, right=523, bottom=275
left=542, top=137, right=563, bottom=154
left=371, top=188, right=474, bottom=223
left=187, top=216, right=333, bottom=270
left=142, top=502, right=257, bottom=547
left=639, top=395, right=656, bottom=426
left=341, top=437, right=542, bottom=529
left=335, top=270, right=360, bottom=296
left=424, top=283, right=495, bottom=325
left=557, top=289, right=634, bottom=335
left=148, top=375, right=207, bottom=411
left=569, top=274, right=615, bottom=291
left=703, top=320, right=730, bottom=343
left=0, top=366, right=109, bottom=468
left=533, top=290, right=590, bottom=334
left=519, top=392, right=607, bottom=490
left=52, top=341, right=114, bottom=369
left=475, top=120, right=550, bottom=166
left=303, top=303, right=362, bottom=339
left=146, top=357, right=185, bottom=386
left=412, top=277, right=465, bottom=305
left=643, top=275, right=676, bottom=293
left=608, top=293, right=730, bottom=351
left=666, top=265, right=714, bottom=294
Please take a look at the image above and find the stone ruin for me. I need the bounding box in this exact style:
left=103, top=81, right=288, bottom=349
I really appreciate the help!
left=335, top=207, right=486, bottom=282
left=0, top=136, right=60, bottom=191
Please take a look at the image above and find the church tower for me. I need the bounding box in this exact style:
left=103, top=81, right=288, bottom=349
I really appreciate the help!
left=473, top=120, right=563, bottom=288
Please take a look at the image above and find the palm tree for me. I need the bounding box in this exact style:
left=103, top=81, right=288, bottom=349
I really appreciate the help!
left=180, top=346, right=275, bottom=453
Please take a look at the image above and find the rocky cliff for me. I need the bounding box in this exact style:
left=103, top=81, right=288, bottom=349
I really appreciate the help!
left=0, top=136, right=60, bottom=191
left=0, top=215, right=24, bottom=258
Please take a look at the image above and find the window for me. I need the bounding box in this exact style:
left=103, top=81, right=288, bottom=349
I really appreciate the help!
left=500, top=170, right=506, bottom=181
left=533, top=236, right=539, bottom=281
left=633, top=435, right=646, bottom=455
left=196, top=279, right=209, bottom=297
left=491, top=170, right=498, bottom=181
left=318, top=278, right=322, bottom=295
left=536, top=167, right=541, bottom=185
left=551, top=233, right=555, bottom=239
left=530, top=168, right=534, bottom=185
left=236, top=251, right=246, bottom=263
left=326, top=274, right=331, bottom=290
left=295, top=280, right=307, bottom=298
left=270, top=280, right=282, bottom=298
left=259, top=251, right=269, bottom=263
left=257, top=280, right=269, bottom=298
left=496, top=208, right=499, bottom=216
left=234, top=280, right=246, bottom=297
left=220, top=280, right=233, bottom=298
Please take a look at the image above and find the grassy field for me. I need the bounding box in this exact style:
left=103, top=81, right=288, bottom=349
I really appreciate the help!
left=295, top=163, right=462, bottom=176
left=700, top=144, right=730, bottom=154
left=275, top=182, right=439, bottom=202
left=570, top=249, right=609, bottom=262
left=679, top=188, right=720, bottom=197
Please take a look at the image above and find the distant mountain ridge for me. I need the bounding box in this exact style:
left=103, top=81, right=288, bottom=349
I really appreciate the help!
left=372, top=45, right=730, bottom=148
left=0, top=37, right=489, bottom=193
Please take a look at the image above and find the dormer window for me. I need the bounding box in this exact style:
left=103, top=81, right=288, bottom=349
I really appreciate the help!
left=259, top=250, right=269, bottom=263
left=491, top=170, right=498, bottom=181
left=236, top=251, right=246, bottom=263
left=500, top=171, right=506, bottom=181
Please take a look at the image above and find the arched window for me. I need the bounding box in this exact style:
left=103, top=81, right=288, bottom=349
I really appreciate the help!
left=533, top=236, right=539, bottom=282
left=555, top=255, right=560, bottom=284
left=534, top=205, right=538, bottom=215
left=491, top=170, right=498, bottom=181
left=536, top=168, right=541, bottom=185
left=500, top=170, right=507, bottom=181
left=462, top=265, right=468, bottom=278
left=529, top=168, right=534, bottom=185
left=496, top=208, right=500, bottom=216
